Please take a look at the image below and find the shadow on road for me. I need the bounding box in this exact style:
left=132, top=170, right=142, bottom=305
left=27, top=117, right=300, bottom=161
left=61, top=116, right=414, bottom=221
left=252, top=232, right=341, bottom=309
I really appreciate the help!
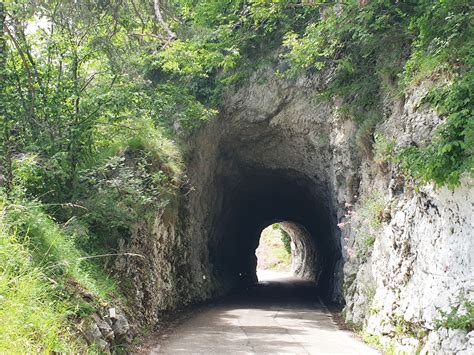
left=135, top=273, right=379, bottom=354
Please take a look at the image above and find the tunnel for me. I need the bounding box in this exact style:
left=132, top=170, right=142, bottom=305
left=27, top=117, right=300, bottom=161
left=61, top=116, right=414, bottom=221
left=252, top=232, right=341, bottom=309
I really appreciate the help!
left=184, top=73, right=346, bottom=304
left=185, top=126, right=343, bottom=301
left=207, top=168, right=339, bottom=300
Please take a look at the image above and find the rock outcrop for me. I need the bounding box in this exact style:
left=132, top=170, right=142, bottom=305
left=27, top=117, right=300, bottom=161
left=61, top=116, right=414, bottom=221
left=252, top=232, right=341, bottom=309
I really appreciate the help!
left=340, top=81, right=473, bottom=353
left=115, top=66, right=472, bottom=353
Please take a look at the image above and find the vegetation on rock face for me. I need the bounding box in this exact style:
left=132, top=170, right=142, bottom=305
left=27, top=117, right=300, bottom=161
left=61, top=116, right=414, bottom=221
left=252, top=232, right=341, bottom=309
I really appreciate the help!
left=1, top=0, right=192, bottom=350
left=1, top=0, right=473, bottom=350
left=279, top=227, right=292, bottom=255
left=398, top=63, right=474, bottom=188
left=281, top=0, right=473, bottom=187
left=436, top=297, right=474, bottom=332
left=339, top=193, right=385, bottom=262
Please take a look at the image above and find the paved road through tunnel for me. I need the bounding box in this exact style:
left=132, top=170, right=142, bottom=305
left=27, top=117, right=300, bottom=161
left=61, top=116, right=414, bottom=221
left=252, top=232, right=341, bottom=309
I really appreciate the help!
left=147, top=273, right=379, bottom=354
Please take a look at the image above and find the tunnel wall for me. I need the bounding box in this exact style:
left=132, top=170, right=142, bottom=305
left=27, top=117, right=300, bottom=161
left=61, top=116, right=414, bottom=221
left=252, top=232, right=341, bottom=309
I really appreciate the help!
left=279, top=222, right=319, bottom=281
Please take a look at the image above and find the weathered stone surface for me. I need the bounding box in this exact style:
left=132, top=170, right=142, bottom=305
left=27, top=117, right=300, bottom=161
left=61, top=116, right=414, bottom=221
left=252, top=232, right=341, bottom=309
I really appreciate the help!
left=113, top=213, right=193, bottom=325
left=95, top=338, right=110, bottom=352
left=84, top=322, right=102, bottom=344
left=91, top=313, right=114, bottom=341
left=113, top=66, right=472, bottom=352
left=112, top=314, right=130, bottom=336
left=422, top=328, right=473, bottom=354
left=281, top=222, right=319, bottom=280
left=342, top=81, right=473, bottom=352
left=84, top=320, right=111, bottom=353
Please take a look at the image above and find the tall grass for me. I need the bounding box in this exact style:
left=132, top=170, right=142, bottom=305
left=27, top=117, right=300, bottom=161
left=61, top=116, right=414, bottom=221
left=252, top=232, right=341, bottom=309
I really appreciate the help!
left=0, top=197, right=120, bottom=352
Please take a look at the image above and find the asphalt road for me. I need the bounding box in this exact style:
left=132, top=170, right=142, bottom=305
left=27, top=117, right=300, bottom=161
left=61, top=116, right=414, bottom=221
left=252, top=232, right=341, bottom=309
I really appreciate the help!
left=147, top=272, right=379, bottom=355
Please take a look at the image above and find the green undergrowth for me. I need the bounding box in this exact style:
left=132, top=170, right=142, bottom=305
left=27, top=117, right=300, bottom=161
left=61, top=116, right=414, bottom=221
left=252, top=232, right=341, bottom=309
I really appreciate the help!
left=281, top=0, right=473, bottom=188
left=1, top=107, right=184, bottom=351
left=361, top=331, right=397, bottom=355
left=12, top=118, right=184, bottom=255
left=397, top=0, right=473, bottom=188
left=398, top=59, right=474, bottom=188
left=351, top=192, right=386, bottom=261
left=436, top=299, right=474, bottom=332
left=0, top=118, right=184, bottom=351
left=280, top=228, right=292, bottom=255
left=373, top=133, right=396, bottom=167
left=0, top=196, right=121, bottom=352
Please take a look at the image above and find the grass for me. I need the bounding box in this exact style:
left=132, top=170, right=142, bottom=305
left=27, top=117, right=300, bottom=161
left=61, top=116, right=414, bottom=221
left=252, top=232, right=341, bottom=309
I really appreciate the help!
left=0, top=209, right=79, bottom=352
left=373, top=133, right=396, bottom=167
left=357, top=192, right=386, bottom=231
left=0, top=196, right=122, bottom=352
left=361, top=330, right=397, bottom=355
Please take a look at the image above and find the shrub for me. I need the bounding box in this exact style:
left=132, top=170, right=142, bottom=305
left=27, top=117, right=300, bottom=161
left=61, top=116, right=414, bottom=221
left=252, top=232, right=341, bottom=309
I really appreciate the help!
left=373, top=133, right=396, bottom=166
left=436, top=300, right=474, bottom=332
left=280, top=229, right=292, bottom=255
left=398, top=61, right=474, bottom=188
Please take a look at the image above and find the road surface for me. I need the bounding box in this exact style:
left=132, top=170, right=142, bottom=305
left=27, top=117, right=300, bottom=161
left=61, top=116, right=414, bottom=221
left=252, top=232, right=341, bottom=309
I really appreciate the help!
left=147, top=272, right=379, bottom=354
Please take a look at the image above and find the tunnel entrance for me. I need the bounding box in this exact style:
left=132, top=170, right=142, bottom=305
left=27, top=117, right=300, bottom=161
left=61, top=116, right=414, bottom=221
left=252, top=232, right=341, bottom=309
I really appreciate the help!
left=206, top=168, right=341, bottom=300
left=185, top=78, right=345, bottom=303
left=255, top=221, right=323, bottom=285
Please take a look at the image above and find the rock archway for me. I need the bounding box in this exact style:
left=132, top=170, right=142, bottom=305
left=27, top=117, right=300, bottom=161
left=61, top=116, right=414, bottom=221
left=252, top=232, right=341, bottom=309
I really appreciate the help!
left=184, top=71, right=350, bottom=302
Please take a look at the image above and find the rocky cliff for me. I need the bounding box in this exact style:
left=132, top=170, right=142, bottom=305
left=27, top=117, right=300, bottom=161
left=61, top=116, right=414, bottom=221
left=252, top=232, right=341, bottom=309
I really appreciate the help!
left=340, top=80, right=473, bottom=354
left=116, top=67, right=472, bottom=354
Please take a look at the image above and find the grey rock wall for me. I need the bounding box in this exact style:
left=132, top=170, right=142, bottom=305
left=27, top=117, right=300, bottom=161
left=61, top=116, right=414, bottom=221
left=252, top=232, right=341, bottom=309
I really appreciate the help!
left=114, top=68, right=472, bottom=354
left=339, top=81, right=473, bottom=353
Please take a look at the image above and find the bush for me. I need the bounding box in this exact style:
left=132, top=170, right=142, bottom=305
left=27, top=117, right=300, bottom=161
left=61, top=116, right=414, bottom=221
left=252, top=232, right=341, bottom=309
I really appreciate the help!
left=373, top=133, right=396, bottom=166
left=280, top=229, right=292, bottom=255
left=349, top=192, right=386, bottom=261
left=398, top=60, right=474, bottom=188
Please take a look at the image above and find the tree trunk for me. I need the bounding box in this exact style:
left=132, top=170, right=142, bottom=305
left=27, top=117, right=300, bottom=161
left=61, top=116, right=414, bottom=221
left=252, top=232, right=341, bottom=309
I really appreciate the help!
left=153, top=0, right=176, bottom=40
left=0, top=2, right=13, bottom=195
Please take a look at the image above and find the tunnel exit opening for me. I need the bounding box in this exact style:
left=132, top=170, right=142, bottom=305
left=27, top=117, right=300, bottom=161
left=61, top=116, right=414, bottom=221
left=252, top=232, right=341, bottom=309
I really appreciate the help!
left=255, top=224, right=293, bottom=280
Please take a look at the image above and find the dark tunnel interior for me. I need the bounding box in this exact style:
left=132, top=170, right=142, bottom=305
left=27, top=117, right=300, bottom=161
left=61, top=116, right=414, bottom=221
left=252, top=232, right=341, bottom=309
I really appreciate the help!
left=208, top=167, right=341, bottom=300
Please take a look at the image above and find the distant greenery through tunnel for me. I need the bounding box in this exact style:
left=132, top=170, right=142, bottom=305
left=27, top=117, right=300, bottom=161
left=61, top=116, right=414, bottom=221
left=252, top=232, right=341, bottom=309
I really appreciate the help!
left=256, top=224, right=292, bottom=273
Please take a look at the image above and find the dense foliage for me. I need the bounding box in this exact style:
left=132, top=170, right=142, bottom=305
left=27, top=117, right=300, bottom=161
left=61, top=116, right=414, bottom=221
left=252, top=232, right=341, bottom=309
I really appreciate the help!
left=157, top=0, right=473, bottom=186
left=2, top=0, right=472, bottom=233
left=280, top=0, right=473, bottom=186
left=1, top=0, right=473, bottom=350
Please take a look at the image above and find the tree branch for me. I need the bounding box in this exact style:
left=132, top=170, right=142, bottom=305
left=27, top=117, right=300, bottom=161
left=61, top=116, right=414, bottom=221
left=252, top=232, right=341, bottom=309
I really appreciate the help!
left=3, top=22, right=36, bottom=123
left=153, top=0, right=176, bottom=41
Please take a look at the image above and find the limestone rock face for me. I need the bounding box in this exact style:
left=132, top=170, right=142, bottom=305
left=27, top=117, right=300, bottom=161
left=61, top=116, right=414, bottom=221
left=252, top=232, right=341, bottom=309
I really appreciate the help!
left=113, top=212, right=197, bottom=325
left=341, top=81, right=473, bottom=353
left=114, top=67, right=472, bottom=352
